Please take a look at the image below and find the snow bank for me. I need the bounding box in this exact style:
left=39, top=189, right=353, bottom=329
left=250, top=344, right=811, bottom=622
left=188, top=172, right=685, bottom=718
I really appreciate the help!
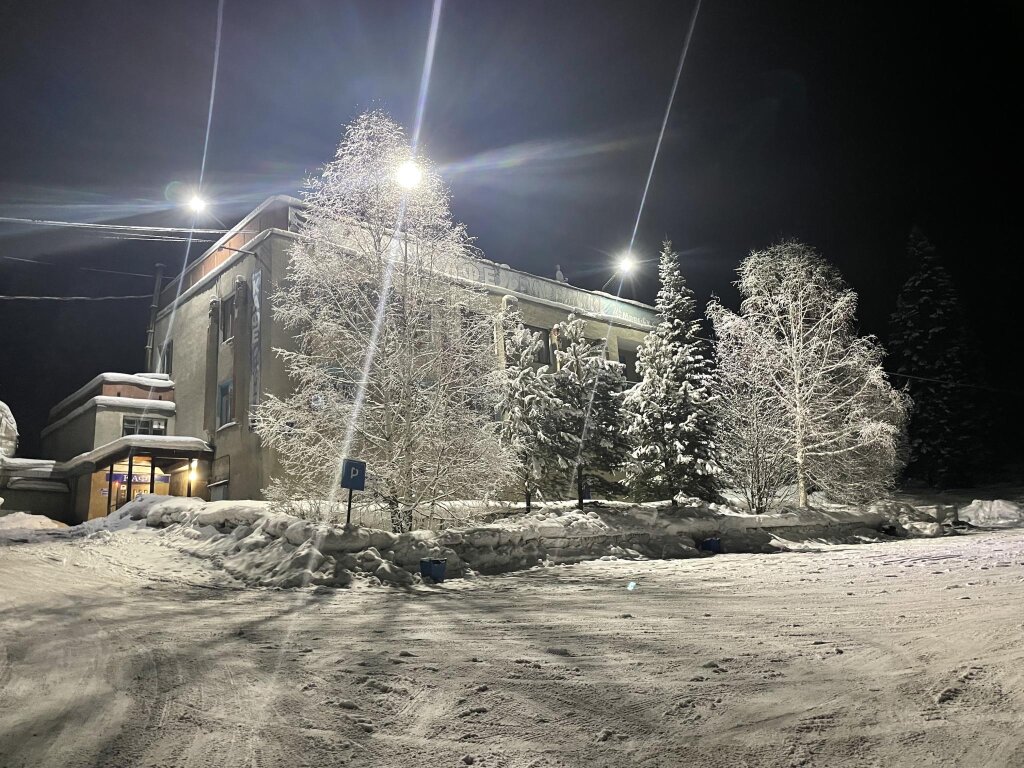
left=96, top=494, right=952, bottom=589
left=960, top=499, right=1024, bottom=528
left=0, top=511, right=68, bottom=541
left=0, top=511, right=68, bottom=531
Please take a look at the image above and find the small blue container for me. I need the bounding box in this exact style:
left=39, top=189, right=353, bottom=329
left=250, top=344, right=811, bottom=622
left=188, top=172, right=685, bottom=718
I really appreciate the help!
left=419, top=558, right=432, bottom=578
left=430, top=558, right=447, bottom=583
left=700, top=537, right=722, bottom=554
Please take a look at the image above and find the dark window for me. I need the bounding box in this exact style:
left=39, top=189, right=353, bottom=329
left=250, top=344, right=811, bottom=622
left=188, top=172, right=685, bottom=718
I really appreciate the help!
left=218, top=381, right=234, bottom=427
left=619, top=347, right=641, bottom=383
left=221, top=294, right=236, bottom=342
left=526, top=326, right=551, bottom=365
left=122, top=417, right=168, bottom=437
left=160, top=340, right=173, bottom=377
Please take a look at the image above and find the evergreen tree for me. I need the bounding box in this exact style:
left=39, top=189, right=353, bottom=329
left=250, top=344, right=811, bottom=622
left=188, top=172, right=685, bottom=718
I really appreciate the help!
left=497, top=299, right=562, bottom=509
left=623, top=242, right=719, bottom=503
left=888, top=229, right=976, bottom=487
left=548, top=315, right=631, bottom=503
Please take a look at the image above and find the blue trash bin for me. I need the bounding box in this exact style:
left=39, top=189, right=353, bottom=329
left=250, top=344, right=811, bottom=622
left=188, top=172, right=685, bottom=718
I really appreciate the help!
left=419, top=558, right=432, bottom=578
left=700, top=537, right=722, bottom=554
left=430, top=558, right=447, bottom=583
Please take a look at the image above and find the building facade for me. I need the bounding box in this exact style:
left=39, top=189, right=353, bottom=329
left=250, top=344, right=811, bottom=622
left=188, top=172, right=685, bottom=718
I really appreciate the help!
left=0, top=196, right=657, bottom=522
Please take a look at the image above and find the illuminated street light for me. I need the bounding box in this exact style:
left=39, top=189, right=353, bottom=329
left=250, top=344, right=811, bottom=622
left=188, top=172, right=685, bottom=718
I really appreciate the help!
left=616, top=252, right=637, bottom=274
left=187, top=194, right=207, bottom=214
left=395, top=159, right=423, bottom=190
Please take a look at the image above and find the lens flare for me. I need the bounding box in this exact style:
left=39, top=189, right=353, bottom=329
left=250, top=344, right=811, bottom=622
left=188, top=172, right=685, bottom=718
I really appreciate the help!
left=395, top=160, right=423, bottom=190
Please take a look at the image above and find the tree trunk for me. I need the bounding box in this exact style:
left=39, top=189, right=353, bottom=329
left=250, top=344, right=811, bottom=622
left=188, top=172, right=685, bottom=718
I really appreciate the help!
left=576, top=465, right=585, bottom=508
left=388, top=498, right=404, bottom=533
left=525, top=487, right=531, bottom=512
left=796, top=460, right=808, bottom=508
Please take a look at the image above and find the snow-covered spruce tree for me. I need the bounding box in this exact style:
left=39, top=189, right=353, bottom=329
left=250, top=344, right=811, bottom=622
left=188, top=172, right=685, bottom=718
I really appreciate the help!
left=254, top=111, right=514, bottom=530
left=496, top=298, right=562, bottom=510
left=706, top=303, right=793, bottom=513
left=623, top=242, right=718, bottom=504
left=710, top=242, right=908, bottom=508
left=546, top=315, right=631, bottom=503
left=888, top=229, right=976, bottom=487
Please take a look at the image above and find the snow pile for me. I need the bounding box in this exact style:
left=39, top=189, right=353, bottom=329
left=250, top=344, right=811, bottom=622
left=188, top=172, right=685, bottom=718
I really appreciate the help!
left=74, top=494, right=968, bottom=589
left=959, top=499, right=1024, bottom=528
left=0, top=511, right=68, bottom=542
left=0, top=511, right=68, bottom=532
left=870, top=501, right=948, bottom=538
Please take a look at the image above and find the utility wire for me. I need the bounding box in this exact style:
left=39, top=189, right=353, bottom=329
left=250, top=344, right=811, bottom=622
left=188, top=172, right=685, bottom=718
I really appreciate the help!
left=0, top=215, right=239, bottom=236
left=0, top=294, right=150, bottom=301
left=2, top=255, right=156, bottom=279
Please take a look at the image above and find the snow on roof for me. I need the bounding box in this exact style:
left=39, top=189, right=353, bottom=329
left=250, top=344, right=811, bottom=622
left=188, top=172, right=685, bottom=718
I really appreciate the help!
left=49, top=373, right=175, bottom=421
left=60, top=435, right=212, bottom=474
left=41, top=397, right=176, bottom=440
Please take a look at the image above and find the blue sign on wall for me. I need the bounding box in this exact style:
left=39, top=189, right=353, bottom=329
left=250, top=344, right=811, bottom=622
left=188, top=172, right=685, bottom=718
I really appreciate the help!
left=340, top=458, right=366, bottom=491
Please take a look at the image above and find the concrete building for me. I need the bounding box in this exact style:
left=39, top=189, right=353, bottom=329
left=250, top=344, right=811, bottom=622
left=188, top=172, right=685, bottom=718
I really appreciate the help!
left=0, top=196, right=657, bottom=522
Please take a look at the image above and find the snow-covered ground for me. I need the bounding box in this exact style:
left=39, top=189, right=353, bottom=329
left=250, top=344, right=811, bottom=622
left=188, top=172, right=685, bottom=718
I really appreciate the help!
left=1, top=517, right=1023, bottom=767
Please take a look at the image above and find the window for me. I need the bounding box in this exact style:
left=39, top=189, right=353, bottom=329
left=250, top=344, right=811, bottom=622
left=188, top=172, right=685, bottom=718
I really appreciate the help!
left=526, top=326, right=551, bottom=365
left=221, top=293, right=235, bottom=342
left=122, top=417, right=168, bottom=437
left=160, top=341, right=173, bottom=377
left=218, top=381, right=234, bottom=427
left=618, top=347, right=641, bottom=383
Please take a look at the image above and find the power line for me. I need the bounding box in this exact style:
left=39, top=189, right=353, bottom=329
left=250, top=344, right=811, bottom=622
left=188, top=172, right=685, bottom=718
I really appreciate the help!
left=0, top=215, right=238, bottom=236
left=2, top=255, right=156, bottom=279
left=0, top=294, right=150, bottom=302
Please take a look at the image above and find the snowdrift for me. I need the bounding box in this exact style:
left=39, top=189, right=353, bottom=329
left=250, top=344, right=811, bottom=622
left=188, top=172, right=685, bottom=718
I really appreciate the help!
left=8, top=493, right=996, bottom=589
left=0, top=511, right=68, bottom=539
left=959, top=499, right=1024, bottom=528
left=65, top=494, right=958, bottom=589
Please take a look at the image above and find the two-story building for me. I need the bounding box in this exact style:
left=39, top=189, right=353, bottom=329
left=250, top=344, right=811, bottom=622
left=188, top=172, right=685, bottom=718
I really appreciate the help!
left=0, top=196, right=657, bottom=522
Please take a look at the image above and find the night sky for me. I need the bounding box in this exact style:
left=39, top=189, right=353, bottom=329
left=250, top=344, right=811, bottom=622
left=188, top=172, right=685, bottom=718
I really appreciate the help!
left=0, top=1, right=1019, bottom=461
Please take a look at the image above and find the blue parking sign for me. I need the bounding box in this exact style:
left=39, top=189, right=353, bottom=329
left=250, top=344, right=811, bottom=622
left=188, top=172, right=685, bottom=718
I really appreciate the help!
left=340, top=458, right=366, bottom=491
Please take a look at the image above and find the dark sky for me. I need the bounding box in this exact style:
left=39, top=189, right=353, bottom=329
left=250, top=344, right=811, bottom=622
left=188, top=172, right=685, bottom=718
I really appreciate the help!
left=1, top=0, right=1020, bottom=459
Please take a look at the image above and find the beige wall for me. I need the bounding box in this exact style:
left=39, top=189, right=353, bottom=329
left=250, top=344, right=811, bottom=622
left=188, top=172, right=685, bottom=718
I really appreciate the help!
left=152, top=219, right=656, bottom=503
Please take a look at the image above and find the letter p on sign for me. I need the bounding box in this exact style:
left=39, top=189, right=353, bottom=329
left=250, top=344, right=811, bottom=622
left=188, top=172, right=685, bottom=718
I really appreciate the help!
left=340, top=458, right=366, bottom=491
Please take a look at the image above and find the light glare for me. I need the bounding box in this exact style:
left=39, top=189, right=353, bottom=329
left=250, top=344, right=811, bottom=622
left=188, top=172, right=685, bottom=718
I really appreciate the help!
left=187, top=195, right=207, bottom=214
left=395, top=159, right=423, bottom=190
left=616, top=253, right=637, bottom=274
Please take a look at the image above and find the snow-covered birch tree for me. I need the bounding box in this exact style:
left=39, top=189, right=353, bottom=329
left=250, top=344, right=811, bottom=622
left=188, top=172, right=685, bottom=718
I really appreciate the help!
left=706, top=303, right=793, bottom=513
left=254, top=111, right=514, bottom=530
left=623, top=242, right=719, bottom=503
left=710, top=242, right=908, bottom=508
left=496, top=298, right=562, bottom=510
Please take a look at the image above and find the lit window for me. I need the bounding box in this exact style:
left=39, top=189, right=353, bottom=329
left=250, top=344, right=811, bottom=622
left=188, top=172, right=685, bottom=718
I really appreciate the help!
left=123, top=417, right=168, bottom=437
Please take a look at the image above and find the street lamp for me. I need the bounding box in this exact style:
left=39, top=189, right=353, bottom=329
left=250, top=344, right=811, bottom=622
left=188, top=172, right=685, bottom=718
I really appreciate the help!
left=395, top=159, right=423, bottom=190
left=187, top=194, right=207, bottom=214
left=615, top=252, right=637, bottom=275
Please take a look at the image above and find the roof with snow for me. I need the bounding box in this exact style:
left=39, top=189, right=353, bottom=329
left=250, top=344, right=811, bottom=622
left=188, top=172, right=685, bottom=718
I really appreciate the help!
left=49, top=372, right=174, bottom=421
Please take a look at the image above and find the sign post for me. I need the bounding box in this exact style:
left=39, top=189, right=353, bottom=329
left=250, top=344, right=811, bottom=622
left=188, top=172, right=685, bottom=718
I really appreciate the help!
left=340, top=458, right=366, bottom=528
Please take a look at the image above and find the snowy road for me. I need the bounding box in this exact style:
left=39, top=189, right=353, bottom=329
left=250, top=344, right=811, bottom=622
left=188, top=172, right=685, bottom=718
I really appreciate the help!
left=1, top=527, right=1023, bottom=767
